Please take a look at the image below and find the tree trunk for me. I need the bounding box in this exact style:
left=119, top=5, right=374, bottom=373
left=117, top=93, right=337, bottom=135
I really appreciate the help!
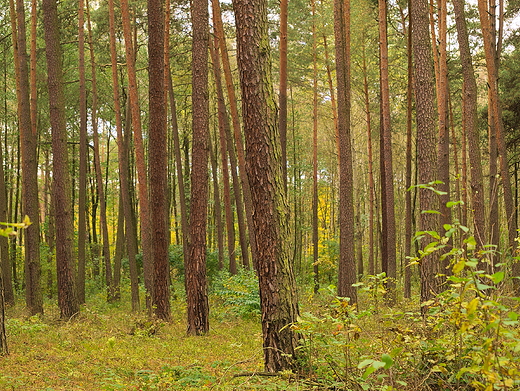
left=120, top=0, right=154, bottom=309
left=86, top=0, right=113, bottom=301
left=378, top=0, right=396, bottom=302
left=335, top=0, right=357, bottom=302
left=212, top=0, right=255, bottom=266
left=209, top=38, right=237, bottom=273
left=477, top=0, right=517, bottom=283
left=312, top=0, right=319, bottom=294
left=148, top=0, right=170, bottom=321
left=42, top=0, right=79, bottom=319
left=279, top=0, right=288, bottom=192
left=233, top=0, right=300, bottom=371
left=411, top=0, right=441, bottom=304
left=77, top=0, right=88, bottom=304
left=108, top=0, right=140, bottom=311
left=452, top=0, right=486, bottom=251
left=209, top=133, right=225, bottom=271
left=10, top=0, right=43, bottom=316
left=0, top=269, right=7, bottom=355
left=186, top=0, right=210, bottom=335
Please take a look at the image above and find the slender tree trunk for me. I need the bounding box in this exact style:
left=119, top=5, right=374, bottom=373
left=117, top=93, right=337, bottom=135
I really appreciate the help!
left=312, top=0, right=319, bottom=294
left=209, top=133, right=225, bottom=271
left=361, top=39, right=376, bottom=277
left=452, top=0, right=486, bottom=251
left=411, top=0, right=441, bottom=304
left=404, top=0, right=413, bottom=298
left=0, top=269, right=7, bottom=355
left=42, top=0, right=79, bottom=319
left=437, top=0, right=451, bottom=264
left=478, top=0, right=517, bottom=282
left=120, top=0, right=154, bottom=309
left=378, top=0, right=396, bottom=301
left=212, top=0, right=255, bottom=266
left=209, top=38, right=237, bottom=273
left=279, top=0, right=288, bottom=191
left=108, top=0, right=140, bottom=311
left=233, top=0, right=300, bottom=371
left=77, top=0, right=88, bottom=304
left=86, top=0, right=113, bottom=301
left=335, top=0, right=357, bottom=302
left=186, top=0, right=210, bottom=335
left=323, top=35, right=339, bottom=151
left=10, top=0, right=43, bottom=316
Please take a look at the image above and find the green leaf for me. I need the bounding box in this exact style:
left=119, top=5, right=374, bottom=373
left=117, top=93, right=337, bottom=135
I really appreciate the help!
left=358, top=359, right=374, bottom=369
left=381, top=354, right=393, bottom=369
left=508, top=311, right=518, bottom=321
left=421, top=210, right=441, bottom=215
left=446, top=200, right=464, bottom=208
left=464, top=236, right=477, bottom=251
left=489, top=271, right=505, bottom=284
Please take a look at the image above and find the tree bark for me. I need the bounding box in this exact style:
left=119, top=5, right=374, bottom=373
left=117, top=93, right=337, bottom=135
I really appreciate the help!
left=42, top=0, right=79, bottom=319
left=77, top=0, right=88, bottom=304
left=312, top=0, right=319, bottom=294
left=279, top=0, right=288, bottom=192
left=378, top=0, right=396, bottom=301
left=335, top=0, right=357, bottom=302
left=233, top=0, right=300, bottom=371
left=148, top=0, right=171, bottom=321
left=120, top=0, right=154, bottom=309
left=411, top=0, right=441, bottom=304
left=186, top=0, right=210, bottom=335
left=108, top=0, right=140, bottom=311
left=452, top=0, right=486, bottom=250
left=10, top=0, right=42, bottom=316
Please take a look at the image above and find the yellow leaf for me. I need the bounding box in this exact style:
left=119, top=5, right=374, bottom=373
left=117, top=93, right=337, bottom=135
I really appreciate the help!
left=466, top=298, right=479, bottom=316
left=453, top=260, right=465, bottom=274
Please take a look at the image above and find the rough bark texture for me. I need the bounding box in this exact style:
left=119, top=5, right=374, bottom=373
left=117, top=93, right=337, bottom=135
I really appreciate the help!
left=186, top=0, right=210, bottom=335
left=149, top=0, right=170, bottom=321
left=42, top=0, right=79, bottom=319
left=233, top=0, right=300, bottom=371
left=334, top=0, right=357, bottom=302
left=378, top=0, right=396, bottom=301
left=77, top=0, right=88, bottom=304
left=452, top=0, right=486, bottom=249
left=279, top=0, right=288, bottom=191
left=11, top=0, right=42, bottom=315
left=411, top=0, right=441, bottom=303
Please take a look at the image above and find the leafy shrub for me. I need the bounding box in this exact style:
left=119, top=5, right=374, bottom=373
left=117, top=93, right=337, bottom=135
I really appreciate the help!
left=210, top=270, right=260, bottom=320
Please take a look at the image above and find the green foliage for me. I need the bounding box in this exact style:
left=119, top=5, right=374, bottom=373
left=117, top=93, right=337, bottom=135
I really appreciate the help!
left=211, top=270, right=261, bottom=320
left=168, top=244, right=221, bottom=283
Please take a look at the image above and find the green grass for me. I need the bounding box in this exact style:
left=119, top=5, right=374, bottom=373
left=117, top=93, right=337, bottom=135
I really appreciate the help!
left=1, top=291, right=270, bottom=390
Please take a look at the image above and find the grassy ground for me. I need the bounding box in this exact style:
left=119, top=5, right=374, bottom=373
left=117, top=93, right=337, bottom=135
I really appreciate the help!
left=0, top=291, right=278, bottom=390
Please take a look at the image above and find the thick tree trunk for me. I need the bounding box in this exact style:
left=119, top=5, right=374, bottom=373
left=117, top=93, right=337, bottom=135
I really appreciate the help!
left=149, top=0, right=170, bottom=321
left=186, top=0, right=210, bottom=335
left=42, top=0, right=79, bottom=319
left=411, top=0, right=441, bottom=304
left=335, top=0, right=357, bottom=302
left=233, top=0, right=300, bottom=371
left=10, top=0, right=42, bottom=316
left=279, top=0, right=288, bottom=191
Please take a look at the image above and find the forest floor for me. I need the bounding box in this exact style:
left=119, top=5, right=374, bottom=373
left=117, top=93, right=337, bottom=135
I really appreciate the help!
left=1, top=291, right=276, bottom=390
left=2, top=272, right=520, bottom=391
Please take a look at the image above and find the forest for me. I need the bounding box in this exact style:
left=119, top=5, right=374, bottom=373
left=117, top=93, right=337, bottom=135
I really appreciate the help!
left=2, top=0, right=520, bottom=389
